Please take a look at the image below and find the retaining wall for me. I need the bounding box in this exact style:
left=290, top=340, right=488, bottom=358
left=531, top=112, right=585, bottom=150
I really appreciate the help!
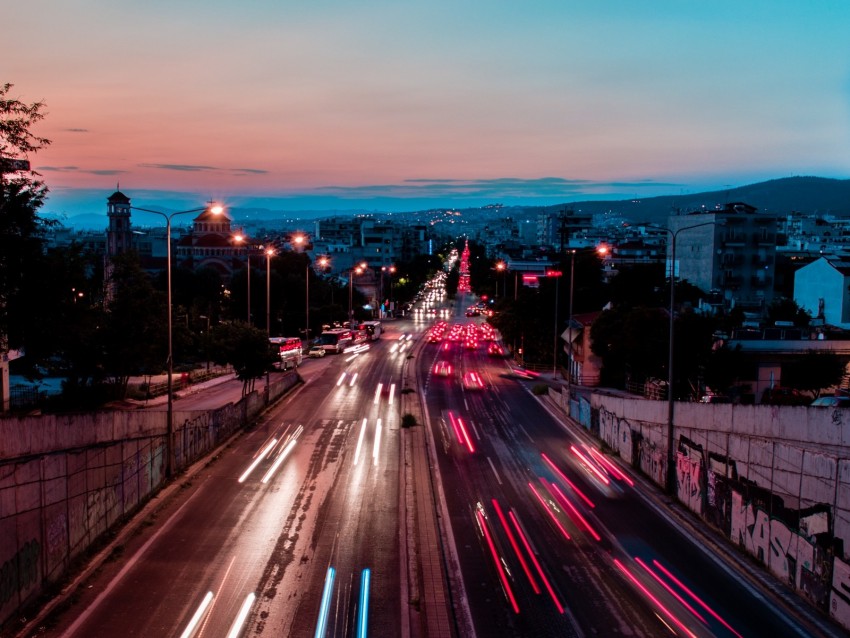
left=553, top=387, right=850, bottom=630
left=0, top=372, right=298, bottom=629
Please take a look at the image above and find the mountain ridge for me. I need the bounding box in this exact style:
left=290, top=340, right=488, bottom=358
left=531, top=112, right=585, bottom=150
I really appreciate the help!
left=46, top=176, right=850, bottom=230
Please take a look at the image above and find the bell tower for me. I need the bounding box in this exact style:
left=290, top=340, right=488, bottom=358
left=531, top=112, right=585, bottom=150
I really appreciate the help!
left=106, top=188, right=133, bottom=257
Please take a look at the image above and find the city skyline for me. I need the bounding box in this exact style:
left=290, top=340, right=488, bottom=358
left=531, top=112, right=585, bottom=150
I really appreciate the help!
left=5, top=1, right=850, bottom=218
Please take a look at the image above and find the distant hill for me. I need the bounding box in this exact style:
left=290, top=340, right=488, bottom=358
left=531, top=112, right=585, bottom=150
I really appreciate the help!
left=538, top=176, right=850, bottom=223
left=48, top=176, right=850, bottom=230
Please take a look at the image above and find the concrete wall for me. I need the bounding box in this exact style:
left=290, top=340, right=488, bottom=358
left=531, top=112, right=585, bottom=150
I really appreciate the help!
left=0, top=372, right=298, bottom=630
left=553, top=388, right=850, bottom=630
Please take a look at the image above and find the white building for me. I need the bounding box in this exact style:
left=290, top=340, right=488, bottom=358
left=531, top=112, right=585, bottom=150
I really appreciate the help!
left=794, top=257, right=850, bottom=329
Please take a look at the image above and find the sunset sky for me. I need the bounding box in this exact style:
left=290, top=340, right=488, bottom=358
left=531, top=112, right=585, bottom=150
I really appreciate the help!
left=5, top=1, right=850, bottom=217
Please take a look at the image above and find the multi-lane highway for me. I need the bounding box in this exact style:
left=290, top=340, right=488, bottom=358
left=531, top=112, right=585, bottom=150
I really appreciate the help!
left=26, top=288, right=842, bottom=638
left=418, top=292, right=836, bottom=638
left=31, top=322, right=426, bottom=638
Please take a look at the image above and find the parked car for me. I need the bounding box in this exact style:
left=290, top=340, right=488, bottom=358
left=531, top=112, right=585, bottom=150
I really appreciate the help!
left=307, top=345, right=326, bottom=358
left=810, top=396, right=850, bottom=408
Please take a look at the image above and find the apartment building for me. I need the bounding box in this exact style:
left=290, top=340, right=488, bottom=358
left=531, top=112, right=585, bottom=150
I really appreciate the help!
left=669, top=203, right=777, bottom=311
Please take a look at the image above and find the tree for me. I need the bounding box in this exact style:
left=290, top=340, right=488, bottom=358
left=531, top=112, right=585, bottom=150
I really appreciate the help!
left=590, top=306, right=669, bottom=388
left=0, top=84, right=52, bottom=352
left=21, top=244, right=106, bottom=387
left=210, top=322, right=277, bottom=395
left=767, top=297, right=811, bottom=328
left=102, top=252, right=168, bottom=397
left=781, top=350, right=846, bottom=399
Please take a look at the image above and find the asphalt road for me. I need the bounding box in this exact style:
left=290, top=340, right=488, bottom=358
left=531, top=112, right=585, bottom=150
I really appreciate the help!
left=20, top=294, right=845, bottom=638
left=417, top=293, right=838, bottom=638
left=29, top=322, right=429, bottom=638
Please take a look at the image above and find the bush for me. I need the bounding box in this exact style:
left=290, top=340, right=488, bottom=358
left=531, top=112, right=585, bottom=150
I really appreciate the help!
left=532, top=383, right=549, bottom=396
left=401, top=413, right=417, bottom=428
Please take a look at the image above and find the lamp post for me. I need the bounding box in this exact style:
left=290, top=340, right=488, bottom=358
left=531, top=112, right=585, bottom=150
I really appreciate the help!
left=348, top=262, right=367, bottom=326
left=311, top=256, right=330, bottom=338
left=546, top=268, right=563, bottom=374
left=495, top=261, right=506, bottom=298
left=661, top=220, right=719, bottom=495
left=265, top=247, right=275, bottom=336
left=566, top=250, right=576, bottom=396
left=292, top=234, right=309, bottom=339
left=234, top=234, right=251, bottom=325
left=381, top=265, right=396, bottom=318
left=131, top=203, right=223, bottom=478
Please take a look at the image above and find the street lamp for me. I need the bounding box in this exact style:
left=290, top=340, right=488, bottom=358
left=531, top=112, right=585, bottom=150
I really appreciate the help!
left=565, top=250, right=576, bottom=396
left=495, top=261, right=506, bottom=298
left=659, top=220, right=720, bottom=495
left=349, top=261, right=367, bottom=326
left=291, top=234, right=310, bottom=339
left=310, top=256, right=330, bottom=338
left=265, top=247, right=275, bottom=336
left=234, top=234, right=251, bottom=325
left=130, top=202, right=224, bottom=478
left=381, top=264, right=396, bottom=318
left=546, top=268, right=563, bottom=374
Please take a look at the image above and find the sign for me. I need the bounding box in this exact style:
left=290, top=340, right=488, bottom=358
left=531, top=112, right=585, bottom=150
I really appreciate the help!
left=545, top=270, right=563, bottom=277
left=0, top=158, right=30, bottom=173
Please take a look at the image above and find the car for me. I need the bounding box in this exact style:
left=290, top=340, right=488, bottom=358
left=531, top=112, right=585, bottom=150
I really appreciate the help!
left=487, top=343, right=505, bottom=357
left=811, top=396, right=850, bottom=408
left=307, top=345, right=326, bottom=358
left=434, top=361, right=453, bottom=377
left=462, top=371, right=486, bottom=390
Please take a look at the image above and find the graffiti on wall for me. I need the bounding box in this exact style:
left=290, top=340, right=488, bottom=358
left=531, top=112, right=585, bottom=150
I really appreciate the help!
left=730, top=491, right=831, bottom=606
left=0, top=539, right=40, bottom=607
left=831, top=556, right=850, bottom=627
left=668, top=434, right=833, bottom=610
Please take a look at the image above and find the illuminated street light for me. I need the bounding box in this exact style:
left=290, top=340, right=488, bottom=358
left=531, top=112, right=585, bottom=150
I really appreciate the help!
left=545, top=268, right=563, bottom=374
left=130, top=202, right=224, bottom=478
left=349, top=262, right=367, bottom=326
left=657, top=221, right=721, bottom=495
left=312, top=257, right=331, bottom=337
left=233, top=234, right=251, bottom=325
left=565, top=250, right=576, bottom=396
left=380, top=264, right=396, bottom=318
left=495, top=260, right=506, bottom=298
left=265, top=247, right=275, bottom=335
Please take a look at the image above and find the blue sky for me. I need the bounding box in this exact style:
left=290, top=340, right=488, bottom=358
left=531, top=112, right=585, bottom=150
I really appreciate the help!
left=5, top=1, right=850, bottom=218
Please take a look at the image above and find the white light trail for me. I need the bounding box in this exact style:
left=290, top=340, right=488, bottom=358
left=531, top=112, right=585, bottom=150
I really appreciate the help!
left=373, top=383, right=383, bottom=405
left=354, top=418, right=368, bottom=466
left=260, top=427, right=302, bottom=484
left=238, top=438, right=278, bottom=483
left=178, top=591, right=213, bottom=638
left=373, top=418, right=383, bottom=466
left=388, top=383, right=396, bottom=406
left=336, top=372, right=347, bottom=386
left=314, top=567, right=336, bottom=638
left=225, top=592, right=256, bottom=638
left=349, top=372, right=358, bottom=387
left=356, top=569, right=371, bottom=638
